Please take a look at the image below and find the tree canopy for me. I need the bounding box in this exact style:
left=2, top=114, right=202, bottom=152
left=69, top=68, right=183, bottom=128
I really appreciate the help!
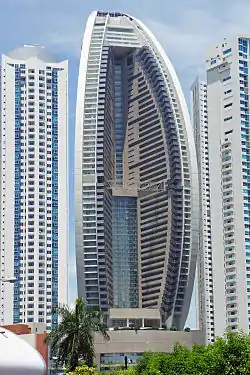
left=132, top=331, right=250, bottom=375
left=45, top=298, right=109, bottom=371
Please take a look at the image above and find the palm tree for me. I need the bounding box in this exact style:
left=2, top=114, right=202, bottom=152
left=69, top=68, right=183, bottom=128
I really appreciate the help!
left=45, top=297, right=109, bottom=371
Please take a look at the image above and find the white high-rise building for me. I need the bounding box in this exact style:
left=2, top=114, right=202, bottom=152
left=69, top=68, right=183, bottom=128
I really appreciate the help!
left=190, top=78, right=214, bottom=343
left=0, top=45, right=69, bottom=328
left=207, top=36, right=250, bottom=336
left=75, top=10, right=199, bottom=329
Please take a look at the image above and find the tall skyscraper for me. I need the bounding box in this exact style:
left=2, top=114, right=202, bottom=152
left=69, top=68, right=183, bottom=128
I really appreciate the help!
left=75, top=11, right=199, bottom=329
left=190, top=78, right=214, bottom=343
left=0, top=45, right=69, bottom=328
left=207, top=36, right=250, bottom=336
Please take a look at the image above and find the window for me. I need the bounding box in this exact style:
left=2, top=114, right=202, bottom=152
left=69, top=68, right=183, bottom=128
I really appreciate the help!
left=223, top=76, right=231, bottom=82
left=223, top=48, right=232, bottom=55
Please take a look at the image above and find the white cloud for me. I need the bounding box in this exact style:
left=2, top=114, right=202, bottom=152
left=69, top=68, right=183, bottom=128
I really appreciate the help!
left=30, top=0, right=250, bottom=94
left=47, top=30, right=82, bottom=59
left=0, top=0, right=39, bottom=5
left=145, top=1, right=250, bottom=90
left=146, top=18, right=209, bottom=71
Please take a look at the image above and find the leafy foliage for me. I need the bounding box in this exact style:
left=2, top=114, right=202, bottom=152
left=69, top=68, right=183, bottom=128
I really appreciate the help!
left=45, top=298, right=109, bottom=371
left=122, top=331, right=250, bottom=375
left=65, top=364, right=136, bottom=375
left=65, top=364, right=99, bottom=375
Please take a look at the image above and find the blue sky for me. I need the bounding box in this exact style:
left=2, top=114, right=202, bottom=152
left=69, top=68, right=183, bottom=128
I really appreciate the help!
left=1, top=0, right=250, bottom=329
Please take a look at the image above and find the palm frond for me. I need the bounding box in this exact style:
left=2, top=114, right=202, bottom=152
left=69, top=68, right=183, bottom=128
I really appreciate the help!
left=45, top=297, right=109, bottom=371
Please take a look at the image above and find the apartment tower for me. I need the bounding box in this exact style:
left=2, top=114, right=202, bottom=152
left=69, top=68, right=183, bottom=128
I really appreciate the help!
left=190, top=78, right=214, bottom=343
left=75, top=11, right=199, bottom=329
left=207, top=36, right=250, bottom=336
left=0, top=45, right=69, bottom=328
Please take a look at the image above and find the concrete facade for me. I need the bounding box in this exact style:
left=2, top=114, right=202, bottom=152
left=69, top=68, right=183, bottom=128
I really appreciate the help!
left=94, top=329, right=205, bottom=369
left=108, top=308, right=162, bottom=328
left=108, top=307, right=161, bottom=320
left=206, top=36, right=250, bottom=336
left=190, top=78, right=214, bottom=344
left=0, top=45, right=69, bottom=328
left=75, top=10, right=199, bottom=330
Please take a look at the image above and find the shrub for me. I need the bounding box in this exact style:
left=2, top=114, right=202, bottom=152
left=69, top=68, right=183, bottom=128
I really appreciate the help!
left=66, top=364, right=99, bottom=375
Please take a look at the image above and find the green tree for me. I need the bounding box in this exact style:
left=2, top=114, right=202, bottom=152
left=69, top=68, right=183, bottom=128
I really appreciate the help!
left=45, top=298, right=109, bottom=371
left=131, top=331, right=250, bottom=375
left=206, top=330, right=250, bottom=375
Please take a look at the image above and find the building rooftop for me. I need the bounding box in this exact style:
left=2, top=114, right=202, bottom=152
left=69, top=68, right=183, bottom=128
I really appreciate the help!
left=6, top=44, right=58, bottom=63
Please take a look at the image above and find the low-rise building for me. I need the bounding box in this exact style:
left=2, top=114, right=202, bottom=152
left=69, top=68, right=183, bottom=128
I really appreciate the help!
left=95, top=329, right=205, bottom=370
left=95, top=309, right=205, bottom=371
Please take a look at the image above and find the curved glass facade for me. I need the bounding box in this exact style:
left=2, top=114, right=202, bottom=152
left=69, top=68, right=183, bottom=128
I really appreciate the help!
left=75, top=11, right=199, bottom=328
left=112, top=196, right=138, bottom=308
